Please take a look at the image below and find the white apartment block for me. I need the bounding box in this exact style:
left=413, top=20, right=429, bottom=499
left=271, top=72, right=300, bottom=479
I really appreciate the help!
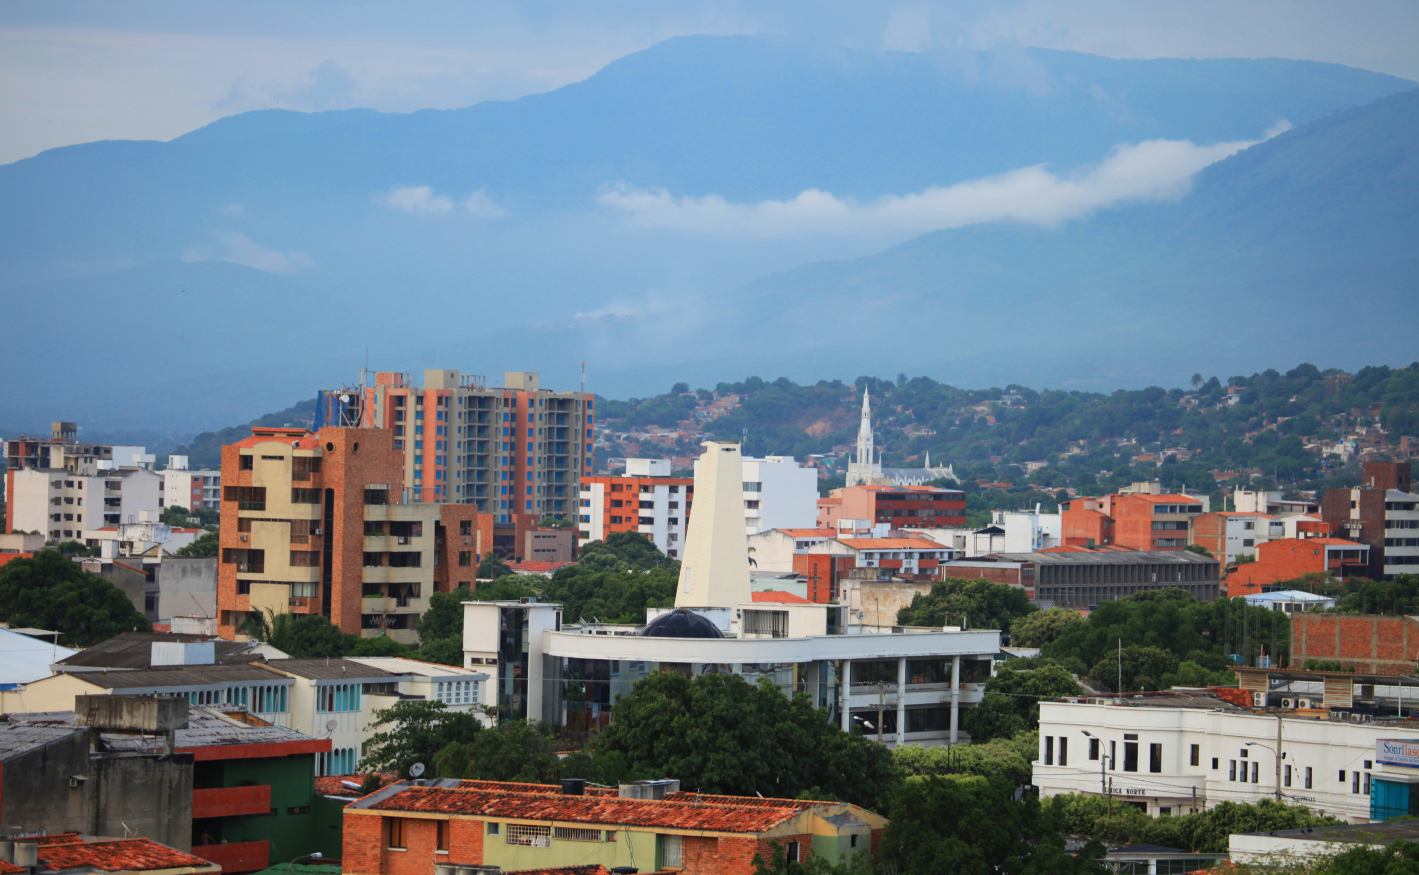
left=163, top=456, right=222, bottom=511
left=577, top=459, right=691, bottom=559
left=1035, top=696, right=1411, bottom=823
left=1381, top=491, right=1419, bottom=577
left=8, top=466, right=162, bottom=542
left=695, top=454, right=818, bottom=535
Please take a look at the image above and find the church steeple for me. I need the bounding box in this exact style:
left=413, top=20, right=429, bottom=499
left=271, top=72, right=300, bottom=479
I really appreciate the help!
left=856, top=388, right=874, bottom=466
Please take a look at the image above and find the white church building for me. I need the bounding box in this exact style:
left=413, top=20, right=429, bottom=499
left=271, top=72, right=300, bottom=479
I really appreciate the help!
left=845, top=389, right=957, bottom=487
left=462, top=439, right=997, bottom=746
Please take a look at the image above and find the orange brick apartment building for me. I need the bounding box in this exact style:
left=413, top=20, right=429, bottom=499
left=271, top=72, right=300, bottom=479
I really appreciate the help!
left=1226, top=537, right=1371, bottom=596
left=1062, top=493, right=1206, bottom=550
left=1291, top=612, right=1419, bottom=675
left=343, top=779, right=885, bottom=875
left=217, top=426, right=491, bottom=643
left=316, top=370, right=593, bottom=523
left=816, top=485, right=966, bottom=530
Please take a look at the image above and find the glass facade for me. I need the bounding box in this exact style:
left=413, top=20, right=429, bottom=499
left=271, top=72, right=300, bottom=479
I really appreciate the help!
left=499, top=607, right=531, bottom=719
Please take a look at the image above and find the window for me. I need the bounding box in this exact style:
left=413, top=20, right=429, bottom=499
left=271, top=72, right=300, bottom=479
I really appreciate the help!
left=1150, top=743, right=1162, bottom=773
left=388, top=818, right=407, bottom=849
left=459, top=551, right=471, bottom=567
left=1354, top=771, right=1361, bottom=794
left=785, top=842, right=800, bottom=864
left=1252, top=762, right=1259, bottom=783
left=460, top=520, right=472, bottom=536
left=1059, top=737, right=1068, bottom=767
left=317, top=682, right=361, bottom=713
left=488, top=823, right=500, bottom=836
left=1229, top=761, right=1237, bottom=781
left=552, top=827, right=602, bottom=842
left=1305, top=767, right=1313, bottom=789
left=1124, top=741, right=1138, bottom=772
left=1285, top=765, right=1292, bottom=787
left=661, top=834, right=683, bottom=868
left=1191, top=744, right=1200, bottom=767
left=224, top=485, right=266, bottom=510
left=1339, top=770, right=1346, bottom=783
left=240, top=455, right=253, bottom=470
left=506, top=824, right=551, bottom=847
left=1365, top=772, right=1371, bottom=795
left=437, top=820, right=449, bottom=851
left=1044, top=737, right=1054, bottom=765
left=436, top=680, right=477, bottom=705
left=1088, top=738, right=1100, bottom=761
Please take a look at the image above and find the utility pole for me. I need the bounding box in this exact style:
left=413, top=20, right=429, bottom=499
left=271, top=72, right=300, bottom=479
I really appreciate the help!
left=1276, top=713, right=1284, bottom=801
left=877, top=681, right=885, bottom=743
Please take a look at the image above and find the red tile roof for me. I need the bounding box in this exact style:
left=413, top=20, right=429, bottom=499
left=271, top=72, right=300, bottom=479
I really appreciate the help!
left=38, top=839, right=218, bottom=873
left=836, top=538, right=947, bottom=550
left=35, top=834, right=83, bottom=846
left=315, top=773, right=398, bottom=797
left=456, top=779, right=619, bottom=797
left=1126, top=494, right=1204, bottom=503
left=779, top=528, right=835, bottom=538
left=751, top=591, right=812, bottom=604
left=232, top=428, right=319, bottom=450
left=0, top=862, right=25, bottom=875
left=368, top=787, right=803, bottom=833
left=661, top=791, right=830, bottom=810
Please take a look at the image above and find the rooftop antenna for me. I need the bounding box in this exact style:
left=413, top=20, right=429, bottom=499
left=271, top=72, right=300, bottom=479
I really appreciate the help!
left=580, top=361, right=586, bottom=398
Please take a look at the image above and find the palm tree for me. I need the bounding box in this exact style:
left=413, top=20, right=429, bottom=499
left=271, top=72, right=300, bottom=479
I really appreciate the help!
left=237, top=608, right=296, bottom=652
left=1190, top=373, right=1204, bottom=390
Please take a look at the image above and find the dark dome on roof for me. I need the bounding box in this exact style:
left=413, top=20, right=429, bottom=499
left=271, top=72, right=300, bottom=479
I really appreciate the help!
left=639, top=608, right=725, bottom=639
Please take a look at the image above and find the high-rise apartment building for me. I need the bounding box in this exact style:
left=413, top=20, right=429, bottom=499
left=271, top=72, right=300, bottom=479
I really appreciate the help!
left=216, top=426, right=491, bottom=643
left=6, top=466, right=162, bottom=542
left=579, top=458, right=694, bottom=558
left=5, top=422, right=113, bottom=472
left=163, top=455, right=222, bottom=511
left=316, top=370, right=592, bottom=523
left=1323, top=461, right=1418, bottom=580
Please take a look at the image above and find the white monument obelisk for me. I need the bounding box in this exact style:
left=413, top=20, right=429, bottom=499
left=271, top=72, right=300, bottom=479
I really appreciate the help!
left=675, top=440, right=752, bottom=609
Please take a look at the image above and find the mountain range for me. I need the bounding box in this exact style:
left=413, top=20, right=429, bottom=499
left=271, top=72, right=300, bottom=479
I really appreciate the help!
left=1, top=36, right=1415, bottom=436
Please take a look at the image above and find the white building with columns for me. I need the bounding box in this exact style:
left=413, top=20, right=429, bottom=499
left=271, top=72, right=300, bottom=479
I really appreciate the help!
left=463, top=439, right=997, bottom=746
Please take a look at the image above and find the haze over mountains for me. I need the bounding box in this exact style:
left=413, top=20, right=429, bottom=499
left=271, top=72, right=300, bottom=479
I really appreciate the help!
left=2, top=36, right=1415, bottom=437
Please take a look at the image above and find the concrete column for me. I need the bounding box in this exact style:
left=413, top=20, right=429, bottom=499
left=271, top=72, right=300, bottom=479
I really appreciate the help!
left=841, top=659, right=852, bottom=732
left=950, top=655, right=961, bottom=744
left=896, top=657, right=907, bottom=745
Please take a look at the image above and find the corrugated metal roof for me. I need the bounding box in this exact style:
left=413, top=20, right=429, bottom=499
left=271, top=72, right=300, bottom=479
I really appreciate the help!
left=57, top=632, right=264, bottom=669
left=66, top=664, right=286, bottom=689
left=962, top=551, right=1219, bottom=566
left=262, top=658, right=401, bottom=680
left=0, top=721, right=83, bottom=761
left=14, top=706, right=317, bottom=751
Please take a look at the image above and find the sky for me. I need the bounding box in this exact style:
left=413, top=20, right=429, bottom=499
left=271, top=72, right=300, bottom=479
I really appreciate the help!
left=1, top=0, right=1417, bottom=166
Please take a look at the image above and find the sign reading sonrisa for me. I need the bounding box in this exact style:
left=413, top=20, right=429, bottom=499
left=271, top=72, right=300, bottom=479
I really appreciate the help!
left=1377, top=739, right=1419, bottom=768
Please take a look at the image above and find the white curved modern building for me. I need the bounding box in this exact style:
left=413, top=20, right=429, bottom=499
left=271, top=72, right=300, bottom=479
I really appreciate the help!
left=462, top=440, right=999, bottom=747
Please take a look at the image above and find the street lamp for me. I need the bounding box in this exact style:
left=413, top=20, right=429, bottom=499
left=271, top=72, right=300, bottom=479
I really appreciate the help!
left=289, top=852, right=323, bottom=871
left=1081, top=731, right=1115, bottom=814
left=1246, top=741, right=1285, bottom=801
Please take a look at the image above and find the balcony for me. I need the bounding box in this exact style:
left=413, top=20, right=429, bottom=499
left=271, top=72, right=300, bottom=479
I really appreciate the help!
left=193, top=785, right=270, bottom=819
left=192, top=840, right=269, bottom=874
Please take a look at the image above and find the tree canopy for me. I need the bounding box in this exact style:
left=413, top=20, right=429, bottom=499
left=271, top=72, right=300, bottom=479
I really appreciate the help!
left=896, top=578, right=1037, bottom=631
left=175, top=531, right=219, bottom=557
left=360, top=700, right=484, bottom=776
left=577, top=531, right=680, bottom=573
left=590, top=671, right=899, bottom=812
left=1009, top=607, right=1084, bottom=647
left=0, top=551, right=151, bottom=645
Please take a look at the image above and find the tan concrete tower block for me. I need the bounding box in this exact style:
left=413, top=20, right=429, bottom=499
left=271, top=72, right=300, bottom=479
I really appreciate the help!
left=676, top=440, right=752, bottom=608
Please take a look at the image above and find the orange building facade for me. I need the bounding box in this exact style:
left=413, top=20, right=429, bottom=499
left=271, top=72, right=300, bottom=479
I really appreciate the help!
left=1225, top=537, right=1371, bottom=596
left=1062, top=493, right=1205, bottom=551
left=216, top=426, right=492, bottom=643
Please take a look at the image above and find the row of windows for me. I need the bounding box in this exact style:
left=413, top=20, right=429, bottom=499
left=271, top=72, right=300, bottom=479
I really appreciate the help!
left=435, top=680, right=478, bottom=705
left=317, top=682, right=362, bottom=713
left=319, top=747, right=357, bottom=776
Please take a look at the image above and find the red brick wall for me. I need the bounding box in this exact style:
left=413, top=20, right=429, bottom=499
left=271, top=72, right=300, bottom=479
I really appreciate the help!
left=1191, top=512, right=1227, bottom=557
left=793, top=554, right=856, bottom=602
left=1113, top=496, right=1167, bottom=551
left=1062, top=506, right=1112, bottom=547
left=1363, top=461, right=1412, bottom=492
left=1226, top=539, right=1332, bottom=594
left=1291, top=613, right=1419, bottom=675
left=342, top=812, right=383, bottom=875
left=436, top=504, right=486, bottom=592
left=323, top=428, right=406, bottom=634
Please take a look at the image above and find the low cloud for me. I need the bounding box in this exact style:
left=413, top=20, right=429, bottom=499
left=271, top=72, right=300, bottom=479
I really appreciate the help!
left=377, top=184, right=507, bottom=217
left=181, top=231, right=315, bottom=273
left=379, top=184, right=454, bottom=213
left=220, top=203, right=245, bottom=217
left=599, top=128, right=1287, bottom=237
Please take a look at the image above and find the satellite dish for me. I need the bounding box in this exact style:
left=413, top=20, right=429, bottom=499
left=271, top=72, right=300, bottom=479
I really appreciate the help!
left=340, top=394, right=350, bottom=403
left=325, top=719, right=338, bottom=733
left=409, top=763, right=426, bottom=778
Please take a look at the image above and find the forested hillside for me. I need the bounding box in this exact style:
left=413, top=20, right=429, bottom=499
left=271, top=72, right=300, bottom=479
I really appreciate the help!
left=600, top=363, right=1419, bottom=511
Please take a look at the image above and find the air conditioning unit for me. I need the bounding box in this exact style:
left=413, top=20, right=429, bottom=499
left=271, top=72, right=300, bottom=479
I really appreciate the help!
left=1253, top=692, right=1267, bottom=708
left=1281, top=698, right=1296, bottom=709
left=313, top=528, right=323, bottom=536
left=1298, top=698, right=1312, bottom=709
left=1331, top=711, right=1349, bottom=721
left=239, top=535, right=248, bottom=542
left=1351, top=713, right=1365, bottom=724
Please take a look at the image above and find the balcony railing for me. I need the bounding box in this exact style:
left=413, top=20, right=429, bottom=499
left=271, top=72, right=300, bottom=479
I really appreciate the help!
left=193, top=785, right=270, bottom=819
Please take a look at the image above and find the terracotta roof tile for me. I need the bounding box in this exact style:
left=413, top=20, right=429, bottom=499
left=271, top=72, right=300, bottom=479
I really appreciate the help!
left=369, top=787, right=803, bottom=833
left=751, top=591, right=812, bottom=604
left=836, top=538, right=948, bottom=550
left=661, top=791, right=829, bottom=810
left=315, top=773, right=398, bottom=797
left=779, top=529, right=835, bottom=538
left=35, top=834, right=83, bottom=846
left=37, top=839, right=218, bottom=872
left=0, top=862, right=25, bottom=875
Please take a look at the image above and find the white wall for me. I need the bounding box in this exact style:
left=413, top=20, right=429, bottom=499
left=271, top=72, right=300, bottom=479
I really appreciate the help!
left=738, top=456, right=818, bottom=535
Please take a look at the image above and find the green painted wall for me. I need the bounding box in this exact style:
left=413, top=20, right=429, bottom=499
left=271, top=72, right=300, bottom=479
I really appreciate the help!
left=193, top=753, right=322, bottom=863
left=480, top=824, right=657, bottom=873
left=812, top=833, right=869, bottom=867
